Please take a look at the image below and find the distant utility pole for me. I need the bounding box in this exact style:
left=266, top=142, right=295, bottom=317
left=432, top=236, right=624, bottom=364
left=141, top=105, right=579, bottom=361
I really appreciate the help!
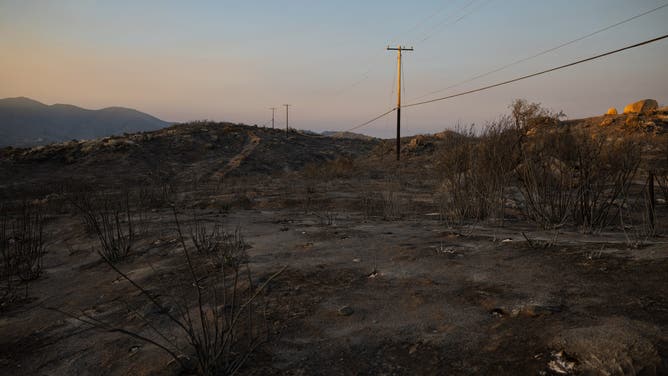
left=283, top=104, right=291, bottom=136
left=387, top=45, right=413, bottom=161
left=269, top=107, right=277, bottom=129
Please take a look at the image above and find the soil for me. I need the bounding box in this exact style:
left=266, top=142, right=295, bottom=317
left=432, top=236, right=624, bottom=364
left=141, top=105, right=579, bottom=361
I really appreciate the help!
left=0, top=119, right=667, bottom=375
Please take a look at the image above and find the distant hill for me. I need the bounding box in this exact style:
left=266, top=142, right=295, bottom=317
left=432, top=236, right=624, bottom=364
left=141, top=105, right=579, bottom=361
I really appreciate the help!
left=321, top=131, right=377, bottom=141
left=0, top=97, right=171, bottom=147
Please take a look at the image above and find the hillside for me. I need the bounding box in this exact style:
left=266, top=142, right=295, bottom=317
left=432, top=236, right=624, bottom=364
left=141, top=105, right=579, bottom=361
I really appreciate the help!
left=0, top=122, right=378, bottom=190
left=0, top=97, right=171, bottom=147
left=2, top=106, right=666, bottom=191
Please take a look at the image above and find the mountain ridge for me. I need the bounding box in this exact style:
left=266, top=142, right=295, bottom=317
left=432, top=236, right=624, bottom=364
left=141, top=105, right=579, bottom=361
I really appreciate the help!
left=0, top=97, right=171, bottom=147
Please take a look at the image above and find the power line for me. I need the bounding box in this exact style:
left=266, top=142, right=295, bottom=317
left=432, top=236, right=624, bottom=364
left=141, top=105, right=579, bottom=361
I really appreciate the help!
left=411, top=2, right=668, bottom=101
left=403, top=33, right=668, bottom=109
left=316, top=53, right=401, bottom=139
left=332, top=0, right=484, bottom=96
left=416, top=0, right=490, bottom=44
left=388, top=1, right=458, bottom=43
left=344, top=107, right=397, bottom=134
left=337, top=33, right=667, bottom=136
left=412, top=0, right=477, bottom=44
left=389, top=56, right=397, bottom=104
left=401, top=53, right=407, bottom=100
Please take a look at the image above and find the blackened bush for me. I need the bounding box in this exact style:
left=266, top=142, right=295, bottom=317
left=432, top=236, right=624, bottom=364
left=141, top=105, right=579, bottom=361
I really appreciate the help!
left=437, top=120, right=520, bottom=225
left=0, top=210, right=15, bottom=305
left=12, top=202, right=47, bottom=281
left=71, top=191, right=136, bottom=262
left=572, top=135, right=641, bottom=231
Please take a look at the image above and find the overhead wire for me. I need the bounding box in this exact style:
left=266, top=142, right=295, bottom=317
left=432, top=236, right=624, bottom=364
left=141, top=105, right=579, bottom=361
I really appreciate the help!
left=382, top=56, right=398, bottom=136
left=335, top=33, right=668, bottom=136
left=326, top=1, right=493, bottom=140
left=389, top=56, right=397, bottom=104
left=401, top=54, right=409, bottom=136
left=332, top=0, right=479, bottom=96
left=387, top=2, right=457, bottom=44
left=270, top=1, right=495, bottom=139
left=338, top=0, right=490, bottom=136
left=345, top=107, right=397, bottom=133
left=403, top=33, right=668, bottom=109
left=401, top=54, right=407, bottom=100
left=339, top=0, right=487, bottom=138
left=415, top=0, right=490, bottom=44
left=410, top=2, right=668, bottom=101
left=318, top=5, right=668, bottom=137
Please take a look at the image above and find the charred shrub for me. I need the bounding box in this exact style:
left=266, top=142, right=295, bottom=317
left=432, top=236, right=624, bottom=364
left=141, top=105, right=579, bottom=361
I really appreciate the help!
left=71, top=190, right=137, bottom=262
left=54, top=209, right=284, bottom=375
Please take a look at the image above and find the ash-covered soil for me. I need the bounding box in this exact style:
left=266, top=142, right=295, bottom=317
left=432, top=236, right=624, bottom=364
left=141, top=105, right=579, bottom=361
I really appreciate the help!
left=1, top=116, right=667, bottom=375
left=1, top=205, right=666, bottom=375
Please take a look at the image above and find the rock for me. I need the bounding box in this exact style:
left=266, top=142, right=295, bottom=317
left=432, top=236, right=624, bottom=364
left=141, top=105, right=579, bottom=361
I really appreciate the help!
left=625, top=114, right=640, bottom=127
left=599, top=117, right=614, bottom=127
left=490, top=308, right=505, bottom=318
left=657, top=106, right=668, bottom=113
left=606, top=107, right=618, bottom=115
left=337, top=306, right=354, bottom=316
left=623, top=99, right=658, bottom=114
left=547, top=351, right=576, bottom=375
left=406, top=135, right=434, bottom=152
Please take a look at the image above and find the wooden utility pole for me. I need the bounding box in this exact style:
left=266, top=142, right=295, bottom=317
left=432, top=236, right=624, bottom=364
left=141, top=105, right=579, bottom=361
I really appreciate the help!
left=387, top=46, right=413, bottom=161
left=283, top=104, right=291, bottom=136
left=269, top=107, right=276, bottom=129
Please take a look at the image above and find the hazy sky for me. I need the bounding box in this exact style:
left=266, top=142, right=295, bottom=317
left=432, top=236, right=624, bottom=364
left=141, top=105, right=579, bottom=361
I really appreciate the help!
left=1, top=0, right=667, bottom=137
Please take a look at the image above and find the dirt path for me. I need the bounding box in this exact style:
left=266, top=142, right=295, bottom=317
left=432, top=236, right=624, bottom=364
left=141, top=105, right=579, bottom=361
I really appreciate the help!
left=216, top=130, right=261, bottom=178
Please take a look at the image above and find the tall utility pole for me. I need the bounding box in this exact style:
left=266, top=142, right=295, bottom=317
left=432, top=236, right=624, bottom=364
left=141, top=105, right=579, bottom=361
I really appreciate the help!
left=269, top=107, right=276, bottom=129
left=283, top=104, right=291, bottom=136
left=387, top=45, right=413, bottom=161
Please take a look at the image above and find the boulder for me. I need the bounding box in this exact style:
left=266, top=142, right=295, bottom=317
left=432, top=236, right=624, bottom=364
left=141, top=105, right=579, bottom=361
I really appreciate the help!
left=606, top=107, right=618, bottom=115
left=623, top=99, right=658, bottom=114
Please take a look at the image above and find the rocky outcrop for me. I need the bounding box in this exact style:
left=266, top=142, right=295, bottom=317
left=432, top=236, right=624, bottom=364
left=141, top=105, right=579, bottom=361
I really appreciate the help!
left=606, top=107, right=618, bottom=115
left=623, top=99, right=658, bottom=114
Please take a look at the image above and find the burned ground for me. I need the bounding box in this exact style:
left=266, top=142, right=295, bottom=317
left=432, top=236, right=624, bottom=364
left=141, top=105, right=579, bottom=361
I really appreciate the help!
left=0, top=114, right=667, bottom=375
